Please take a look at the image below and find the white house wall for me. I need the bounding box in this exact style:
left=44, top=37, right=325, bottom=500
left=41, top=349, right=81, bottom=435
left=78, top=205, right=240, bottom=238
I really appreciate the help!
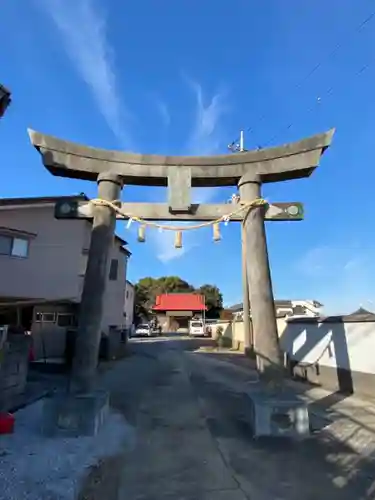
left=100, top=246, right=127, bottom=333
left=279, top=320, right=375, bottom=376
left=124, top=281, right=135, bottom=328
left=0, top=204, right=128, bottom=335
left=292, top=300, right=322, bottom=316
left=80, top=224, right=128, bottom=334
left=213, top=318, right=375, bottom=398
left=0, top=205, right=85, bottom=300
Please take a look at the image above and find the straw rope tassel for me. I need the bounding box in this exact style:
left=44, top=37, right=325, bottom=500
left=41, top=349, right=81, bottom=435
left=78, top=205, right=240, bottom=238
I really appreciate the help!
left=137, top=225, right=146, bottom=242
left=213, top=222, right=221, bottom=242
left=174, top=231, right=183, bottom=249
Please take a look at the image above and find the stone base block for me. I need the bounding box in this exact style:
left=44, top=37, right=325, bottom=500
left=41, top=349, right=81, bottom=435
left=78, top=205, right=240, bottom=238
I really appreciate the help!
left=248, top=389, right=310, bottom=439
left=42, top=391, right=109, bottom=437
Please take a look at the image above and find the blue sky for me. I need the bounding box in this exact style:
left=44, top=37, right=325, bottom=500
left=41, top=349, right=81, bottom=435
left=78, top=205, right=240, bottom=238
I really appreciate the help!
left=1, top=0, right=375, bottom=313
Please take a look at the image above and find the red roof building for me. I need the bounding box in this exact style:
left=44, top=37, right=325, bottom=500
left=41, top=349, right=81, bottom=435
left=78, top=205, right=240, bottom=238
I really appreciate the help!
left=153, top=293, right=206, bottom=332
left=153, top=293, right=207, bottom=312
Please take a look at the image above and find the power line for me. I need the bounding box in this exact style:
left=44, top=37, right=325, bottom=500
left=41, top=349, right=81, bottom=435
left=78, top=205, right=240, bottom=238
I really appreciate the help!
left=228, top=8, right=375, bottom=151
left=263, top=59, right=372, bottom=147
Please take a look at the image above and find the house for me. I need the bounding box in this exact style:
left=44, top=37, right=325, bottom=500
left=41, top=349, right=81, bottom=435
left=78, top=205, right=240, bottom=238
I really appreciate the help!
left=350, top=307, right=374, bottom=317
left=0, top=195, right=131, bottom=359
left=124, top=280, right=135, bottom=329
left=153, top=293, right=207, bottom=332
left=228, top=299, right=323, bottom=321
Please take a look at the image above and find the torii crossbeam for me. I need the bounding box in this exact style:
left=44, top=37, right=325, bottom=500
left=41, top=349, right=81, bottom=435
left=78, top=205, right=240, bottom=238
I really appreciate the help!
left=29, top=128, right=334, bottom=396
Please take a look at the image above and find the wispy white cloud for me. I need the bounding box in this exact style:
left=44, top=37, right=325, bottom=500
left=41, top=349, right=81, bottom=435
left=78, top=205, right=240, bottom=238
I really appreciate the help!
left=155, top=99, right=171, bottom=128
left=152, top=78, right=229, bottom=263
left=296, top=244, right=375, bottom=315
left=35, top=0, right=131, bottom=147
left=186, top=78, right=228, bottom=156
left=155, top=225, right=201, bottom=263
left=188, top=80, right=229, bottom=205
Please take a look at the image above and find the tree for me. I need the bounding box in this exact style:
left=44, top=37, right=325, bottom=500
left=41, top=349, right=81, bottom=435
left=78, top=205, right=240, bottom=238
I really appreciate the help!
left=158, top=276, right=194, bottom=294
left=134, top=281, right=152, bottom=320
left=197, top=284, right=223, bottom=318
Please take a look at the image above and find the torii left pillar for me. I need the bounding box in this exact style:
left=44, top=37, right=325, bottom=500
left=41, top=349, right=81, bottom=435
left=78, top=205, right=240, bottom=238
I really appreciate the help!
left=43, top=172, right=122, bottom=437
left=71, top=172, right=122, bottom=394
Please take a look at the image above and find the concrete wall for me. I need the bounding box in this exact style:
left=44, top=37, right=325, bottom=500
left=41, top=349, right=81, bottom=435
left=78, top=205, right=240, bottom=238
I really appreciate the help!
left=124, top=281, right=135, bottom=328
left=0, top=333, right=31, bottom=411
left=211, top=321, right=235, bottom=341
left=279, top=317, right=375, bottom=397
left=211, top=320, right=255, bottom=349
left=0, top=204, right=85, bottom=300
left=213, top=317, right=375, bottom=398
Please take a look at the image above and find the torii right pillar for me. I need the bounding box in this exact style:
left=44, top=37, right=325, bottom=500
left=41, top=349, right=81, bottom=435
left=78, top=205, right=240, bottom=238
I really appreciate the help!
left=239, top=173, right=282, bottom=380
left=237, top=128, right=335, bottom=388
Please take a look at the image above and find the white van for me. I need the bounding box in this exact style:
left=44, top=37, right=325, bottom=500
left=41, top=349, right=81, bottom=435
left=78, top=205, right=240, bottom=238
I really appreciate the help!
left=189, top=320, right=205, bottom=336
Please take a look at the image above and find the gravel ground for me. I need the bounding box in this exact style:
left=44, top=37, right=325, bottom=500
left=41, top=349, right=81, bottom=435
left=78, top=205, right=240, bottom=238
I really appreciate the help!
left=0, top=399, right=135, bottom=500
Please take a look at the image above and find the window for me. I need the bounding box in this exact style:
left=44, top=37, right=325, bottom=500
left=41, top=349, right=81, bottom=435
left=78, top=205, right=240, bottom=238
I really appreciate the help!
left=0, top=234, right=29, bottom=258
left=109, top=259, right=118, bottom=280
left=0, top=235, right=12, bottom=255
left=126, top=290, right=129, bottom=299
left=277, top=308, right=293, bottom=316
left=57, top=313, right=75, bottom=327
left=79, top=255, right=88, bottom=276
left=293, top=305, right=306, bottom=315
left=35, top=312, right=56, bottom=323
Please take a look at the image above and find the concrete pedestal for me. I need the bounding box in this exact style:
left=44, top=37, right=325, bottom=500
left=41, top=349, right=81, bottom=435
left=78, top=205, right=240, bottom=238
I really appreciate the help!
left=248, top=388, right=310, bottom=439
left=42, top=391, right=109, bottom=437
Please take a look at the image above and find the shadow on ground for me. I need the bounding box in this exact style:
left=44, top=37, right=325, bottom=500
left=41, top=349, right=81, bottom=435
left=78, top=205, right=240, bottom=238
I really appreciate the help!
left=189, top=350, right=375, bottom=499
left=78, top=338, right=375, bottom=499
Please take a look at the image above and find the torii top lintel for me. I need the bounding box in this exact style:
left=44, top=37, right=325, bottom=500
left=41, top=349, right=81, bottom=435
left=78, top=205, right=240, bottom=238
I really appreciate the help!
left=28, top=128, right=334, bottom=187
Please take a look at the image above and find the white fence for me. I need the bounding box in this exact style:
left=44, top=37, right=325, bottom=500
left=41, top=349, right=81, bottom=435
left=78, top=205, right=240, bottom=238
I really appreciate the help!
left=213, top=316, right=375, bottom=397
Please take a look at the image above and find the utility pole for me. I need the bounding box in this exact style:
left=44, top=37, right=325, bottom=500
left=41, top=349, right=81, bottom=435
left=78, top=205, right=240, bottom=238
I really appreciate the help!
left=239, top=130, right=245, bottom=153
left=228, top=130, right=247, bottom=153
left=229, top=131, right=252, bottom=353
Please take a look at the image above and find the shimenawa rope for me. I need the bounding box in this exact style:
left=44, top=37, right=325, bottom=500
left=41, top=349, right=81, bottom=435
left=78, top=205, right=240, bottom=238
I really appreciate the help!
left=89, top=197, right=267, bottom=232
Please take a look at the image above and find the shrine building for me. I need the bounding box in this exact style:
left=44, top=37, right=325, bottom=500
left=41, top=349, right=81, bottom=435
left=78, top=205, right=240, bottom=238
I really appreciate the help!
left=153, top=293, right=207, bottom=333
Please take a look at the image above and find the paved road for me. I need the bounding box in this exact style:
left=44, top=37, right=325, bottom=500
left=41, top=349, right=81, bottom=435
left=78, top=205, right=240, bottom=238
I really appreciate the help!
left=79, top=334, right=375, bottom=500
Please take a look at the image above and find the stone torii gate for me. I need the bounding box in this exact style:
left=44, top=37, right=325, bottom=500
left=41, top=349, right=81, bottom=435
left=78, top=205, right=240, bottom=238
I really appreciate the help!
left=29, top=128, right=333, bottom=436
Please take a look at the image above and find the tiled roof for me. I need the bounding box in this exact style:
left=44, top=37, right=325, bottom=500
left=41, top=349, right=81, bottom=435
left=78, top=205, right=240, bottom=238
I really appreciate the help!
left=350, top=307, right=373, bottom=316
left=153, top=293, right=207, bottom=311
